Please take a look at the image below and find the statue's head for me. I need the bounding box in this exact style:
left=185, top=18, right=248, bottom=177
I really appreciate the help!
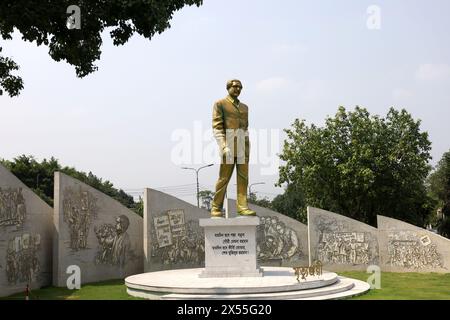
left=226, top=79, right=243, bottom=99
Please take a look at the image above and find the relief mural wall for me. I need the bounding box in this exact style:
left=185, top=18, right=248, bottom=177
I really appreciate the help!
left=5, top=233, right=41, bottom=284
left=378, top=215, right=450, bottom=272
left=53, top=172, right=143, bottom=287
left=0, top=187, right=27, bottom=228
left=0, top=163, right=53, bottom=297
left=95, top=215, right=137, bottom=267
left=256, top=215, right=303, bottom=263
left=63, top=187, right=98, bottom=251
left=144, top=189, right=210, bottom=272
left=317, top=231, right=371, bottom=265
left=387, top=232, right=443, bottom=269
left=150, top=209, right=204, bottom=266
left=308, top=207, right=379, bottom=271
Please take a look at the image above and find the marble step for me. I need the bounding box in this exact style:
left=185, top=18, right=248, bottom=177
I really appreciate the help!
left=159, top=277, right=366, bottom=300
left=294, top=277, right=371, bottom=300
left=125, top=267, right=338, bottom=295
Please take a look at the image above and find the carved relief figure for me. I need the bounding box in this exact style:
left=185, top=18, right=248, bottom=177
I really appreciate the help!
left=5, top=234, right=40, bottom=284
left=387, top=231, right=444, bottom=269
left=151, top=209, right=205, bottom=266
left=94, top=223, right=115, bottom=265
left=256, top=216, right=303, bottom=262
left=313, top=215, right=378, bottom=265
left=0, top=187, right=27, bottom=227
left=94, top=215, right=133, bottom=268
left=317, top=232, right=370, bottom=265
left=63, top=187, right=98, bottom=250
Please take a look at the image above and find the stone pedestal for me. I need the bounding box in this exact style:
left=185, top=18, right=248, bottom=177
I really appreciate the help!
left=199, top=217, right=263, bottom=278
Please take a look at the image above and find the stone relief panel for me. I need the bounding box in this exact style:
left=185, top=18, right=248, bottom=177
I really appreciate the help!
left=62, top=186, right=98, bottom=251
left=317, top=231, right=370, bottom=265
left=0, top=187, right=26, bottom=228
left=54, top=172, right=143, bottom=286
left=256, top=215, right=303, bottom=263
left=5, top=233, right=41, bottom=284
left=387, top=231, right=444, bottom=269
left=227, top=200, right=309, bottom=266
left=377, top=215, right=450, bottom=273
left=1, top=164, right=53, bottom=297
left=94, top=215, right=137, bottom=268
left=308, top=207, right=380, bottom=270
left=150, top=209, right=205, bottom=266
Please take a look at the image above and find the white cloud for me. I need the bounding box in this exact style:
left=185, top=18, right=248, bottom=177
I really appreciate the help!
left=256, top=77, right=290, bottom=93
left=392, top=88, right=413, bottom=100
left=415, top=64, right=450, bottom=81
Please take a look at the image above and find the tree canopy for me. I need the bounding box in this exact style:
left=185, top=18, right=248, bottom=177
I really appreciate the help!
left=1, top=155, right=142, bottom=216
left=248, top=192, right=272, bottom=211
left=427, top=150, right=450, bottom=237
left=0, top=0, right=203, bottom=96
left=270, top=184, right=306, bottom=223
left=278, top=106, right=433, bottom=227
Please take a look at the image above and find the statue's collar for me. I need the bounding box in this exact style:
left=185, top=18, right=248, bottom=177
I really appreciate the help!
left=226, top=96, right=240, bottom=108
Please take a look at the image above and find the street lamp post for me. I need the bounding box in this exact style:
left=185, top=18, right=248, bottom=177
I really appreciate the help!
left=182, top=164, right=214, bottom=208
left=249, top=182, right=265, bottom=199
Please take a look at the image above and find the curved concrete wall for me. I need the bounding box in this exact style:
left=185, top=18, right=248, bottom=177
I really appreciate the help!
left=228, top=199, right=309, bottom=267
left=0, top=163, right=53, bottom=297
left=53, top=172, right=143, bottom=286
left=144, top=188, right=209, bottom=272
left=307, top=207, right=379, bottom=271
left=378, top=215, right=450, bottom=273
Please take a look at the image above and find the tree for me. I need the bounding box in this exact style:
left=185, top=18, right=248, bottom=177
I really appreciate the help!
left=0, top=47, right=23, bottom=96
left=271, top=184, right=307, bottom=224
left=133, top=196, right=144, bottom=218
left=278, top=106, right=432, bottom=227
left=248, top=192, right=272, bottom=210
left=198, top=190, right=214, bottom=211
left=427, top=150, right=450, bottom=237
left=0, top=155, right=143, bottom=216
left=0, top=0, right=203, bottom=96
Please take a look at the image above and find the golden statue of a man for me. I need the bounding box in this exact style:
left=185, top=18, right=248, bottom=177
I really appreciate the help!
left=210, top=79, right=256, bottom=218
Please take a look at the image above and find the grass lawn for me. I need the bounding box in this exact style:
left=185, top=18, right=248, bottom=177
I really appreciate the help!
left=339, top=271, right=450, bottom=300
left=1, top=279, right=144, bottom=300
left=2, top=272, right=450, bottom=300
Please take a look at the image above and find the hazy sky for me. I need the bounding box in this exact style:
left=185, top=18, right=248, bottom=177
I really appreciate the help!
left=1, top=0, right=449, bottom=204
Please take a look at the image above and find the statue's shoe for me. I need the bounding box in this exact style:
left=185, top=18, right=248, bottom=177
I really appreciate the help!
left=237, top=208, right=257, bottom=216
left=210, top=209, right=224, bottom=218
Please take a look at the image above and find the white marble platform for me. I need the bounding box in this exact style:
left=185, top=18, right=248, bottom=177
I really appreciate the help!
left=125, top=267, right=370, bottom=300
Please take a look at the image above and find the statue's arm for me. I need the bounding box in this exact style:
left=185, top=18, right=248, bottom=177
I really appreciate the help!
left=212, top=102, right=227, bottom=151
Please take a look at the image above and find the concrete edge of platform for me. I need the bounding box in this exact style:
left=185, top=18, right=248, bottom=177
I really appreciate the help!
left=299, top=277, right=371, bottom=300
left=160, top=279, right=355, bottom=300
left=126, top=276, right=371, bottom=300
left=125, top=268, right=339, bottom=295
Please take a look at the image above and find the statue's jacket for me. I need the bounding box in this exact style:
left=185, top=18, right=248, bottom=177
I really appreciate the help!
left=212, top=96, right=250, bottom=161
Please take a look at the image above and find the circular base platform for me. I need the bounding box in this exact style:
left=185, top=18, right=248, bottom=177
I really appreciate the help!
left=125, top=267, right=370, bottom=300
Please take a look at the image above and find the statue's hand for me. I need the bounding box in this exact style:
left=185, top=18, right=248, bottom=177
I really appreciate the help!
left=222, top=146, right=232, bottom=158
